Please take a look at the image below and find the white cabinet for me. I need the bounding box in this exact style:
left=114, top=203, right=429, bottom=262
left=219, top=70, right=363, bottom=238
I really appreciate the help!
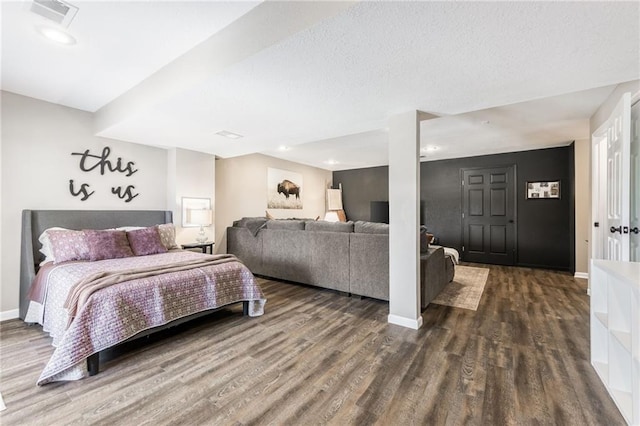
left=591, top=259, right=640, bottom=425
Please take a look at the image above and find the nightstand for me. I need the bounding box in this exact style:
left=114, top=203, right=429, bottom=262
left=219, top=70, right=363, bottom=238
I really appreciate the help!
left=181, top=241, right=214, bottom=254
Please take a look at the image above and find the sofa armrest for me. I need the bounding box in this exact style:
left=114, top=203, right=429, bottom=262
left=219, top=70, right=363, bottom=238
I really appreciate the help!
left=421, top=247, right=446, bottom=308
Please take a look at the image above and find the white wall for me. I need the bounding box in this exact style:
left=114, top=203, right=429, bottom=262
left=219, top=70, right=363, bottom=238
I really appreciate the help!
left=590, top=80, right=640, bottom=132
left=0, top=92, right=168, bottom=313
left=167, top=147, right=215, bottom=246
left=215, top=153, right=332, bottom=253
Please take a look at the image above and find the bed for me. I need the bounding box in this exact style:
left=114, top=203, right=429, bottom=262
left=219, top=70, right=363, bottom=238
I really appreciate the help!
left=19, top=210, right=266, bottom=385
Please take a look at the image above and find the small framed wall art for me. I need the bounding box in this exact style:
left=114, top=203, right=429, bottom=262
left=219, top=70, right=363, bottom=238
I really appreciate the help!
left=526, top=181, right=560, bottom=199
left=181, top=197, right=212, bottom=227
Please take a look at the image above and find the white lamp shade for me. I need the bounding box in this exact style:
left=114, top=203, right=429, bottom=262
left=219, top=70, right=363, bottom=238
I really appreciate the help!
left=187, top=209, right=212, bottom=225
left=324, top=211, right=340, bottom=222
left=327, top=189, right=343, bottom=211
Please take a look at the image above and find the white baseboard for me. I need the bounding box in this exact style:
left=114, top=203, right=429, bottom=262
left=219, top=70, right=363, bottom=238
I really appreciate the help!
left=0, top=309, right=19, bottom=322
left=388, top=314, right=423, bottom=330
left=574, top=272, right=589, bottom=279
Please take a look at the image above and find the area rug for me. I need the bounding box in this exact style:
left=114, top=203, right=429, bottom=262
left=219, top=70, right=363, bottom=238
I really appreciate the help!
left=432, top=265, right=490, bottom=311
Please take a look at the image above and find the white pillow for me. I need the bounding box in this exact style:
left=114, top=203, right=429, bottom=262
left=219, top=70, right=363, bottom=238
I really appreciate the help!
left=114, top=226, right=146, bottom=232
left=38, top=227, right=69, bottom=265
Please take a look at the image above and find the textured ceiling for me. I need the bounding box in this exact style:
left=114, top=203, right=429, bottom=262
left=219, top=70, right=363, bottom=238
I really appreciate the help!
left=2, top=1, right=639, bottom=170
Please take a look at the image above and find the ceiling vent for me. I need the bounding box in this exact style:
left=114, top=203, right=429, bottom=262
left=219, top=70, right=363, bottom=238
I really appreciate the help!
left=30, top=0, right=78, bottom=27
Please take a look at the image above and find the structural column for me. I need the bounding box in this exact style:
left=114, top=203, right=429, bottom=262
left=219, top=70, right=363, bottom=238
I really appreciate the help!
left=388, top=110, right=422, bottom=329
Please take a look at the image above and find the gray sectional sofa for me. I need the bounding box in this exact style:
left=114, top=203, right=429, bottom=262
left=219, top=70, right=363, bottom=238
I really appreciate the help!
left=227, top=218, right=449, bottom=308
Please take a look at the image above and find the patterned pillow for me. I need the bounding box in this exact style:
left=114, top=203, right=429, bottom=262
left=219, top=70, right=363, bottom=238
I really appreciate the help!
left=83, top=230, right=134, bottom=261
left=48, top=230, right=91, bottom=264
left=38, top=227, right=69, bottom=265
left=127, top=226, right=168, bottom=256
left=157, top=223, right=178, bottom=249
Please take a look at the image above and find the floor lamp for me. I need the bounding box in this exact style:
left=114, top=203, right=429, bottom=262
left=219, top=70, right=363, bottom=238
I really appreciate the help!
left=325, top=188, right=345, bottom=222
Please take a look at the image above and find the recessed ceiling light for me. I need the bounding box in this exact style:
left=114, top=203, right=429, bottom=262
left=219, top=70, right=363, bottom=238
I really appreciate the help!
left=480, top=120, right=491, bottom=125
left=278, top=145, right=290, bottom=151
left=216, top=130, right=243, bottom=139
left=324, top=159, right=339, bottom=165
left=36, top=25, right=76, bottom=45
left=421, top=146, right=439, bottom=152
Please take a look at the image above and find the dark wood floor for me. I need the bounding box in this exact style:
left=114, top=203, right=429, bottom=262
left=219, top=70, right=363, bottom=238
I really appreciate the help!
left=0, top=265, right=625, bottom=425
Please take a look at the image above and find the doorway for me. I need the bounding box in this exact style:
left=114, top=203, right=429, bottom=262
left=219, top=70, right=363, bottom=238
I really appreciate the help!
left=461, top=165, right=517, bottom=265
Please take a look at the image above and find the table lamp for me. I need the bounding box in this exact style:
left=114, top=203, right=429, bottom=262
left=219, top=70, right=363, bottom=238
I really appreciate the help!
left=187, top=208, right=212, bottom=243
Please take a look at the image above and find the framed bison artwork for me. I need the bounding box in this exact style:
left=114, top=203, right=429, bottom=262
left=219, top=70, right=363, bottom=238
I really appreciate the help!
left=267, top=167, right=303, bottom=209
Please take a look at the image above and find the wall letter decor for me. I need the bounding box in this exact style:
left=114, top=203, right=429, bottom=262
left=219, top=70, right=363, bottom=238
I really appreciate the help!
left=69, top=146, right=140, bottom=203
left=71, top=146, right=138, bottom=176
left=111, top=185, right=139, bottom=203
left=69, top=179, right=95, bottom=201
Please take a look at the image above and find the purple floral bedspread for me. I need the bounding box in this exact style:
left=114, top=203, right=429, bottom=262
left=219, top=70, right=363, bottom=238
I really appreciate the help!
left=29, top=251, right=265, bottom=385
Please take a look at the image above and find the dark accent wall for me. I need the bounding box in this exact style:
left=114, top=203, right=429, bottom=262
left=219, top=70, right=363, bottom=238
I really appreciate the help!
left=337, top=165, right=389, bottom=223
left=333, top=146, right=575, bottom=271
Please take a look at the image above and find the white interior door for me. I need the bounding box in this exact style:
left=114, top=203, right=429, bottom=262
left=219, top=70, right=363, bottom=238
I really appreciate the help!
left=605, top=93, right=630, bottom=260
left=630, top=99, right=640, bottom=261
left=592, top=92, right=631, bottom=261
left=592, top=136, right=607, bottom=260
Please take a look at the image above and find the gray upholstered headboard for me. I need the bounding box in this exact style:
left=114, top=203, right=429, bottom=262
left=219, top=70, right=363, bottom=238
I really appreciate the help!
left=19, top=210, right=173, bottom=320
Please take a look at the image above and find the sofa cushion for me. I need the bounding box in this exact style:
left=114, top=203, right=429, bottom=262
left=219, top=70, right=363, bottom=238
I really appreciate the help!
left=354, top=221, right=389, bottom=234
left=235, top=217, right=268, bottom=236
left=262, top=229, right=310, bottom=282
left=266, top=219, right=306, bottom=230
left=350, top=233, right=389, bottom=300
left=227, top=226, right=264, bottom=274
left=305, top=220, right=354, bottom=233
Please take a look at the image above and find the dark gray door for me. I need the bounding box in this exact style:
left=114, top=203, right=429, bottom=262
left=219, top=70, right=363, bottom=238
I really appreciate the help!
left=462, top=166, right=516, bottom=265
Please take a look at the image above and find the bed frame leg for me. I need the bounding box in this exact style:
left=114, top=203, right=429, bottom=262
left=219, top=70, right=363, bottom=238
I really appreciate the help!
left=243, top=301, right=249, bottom=316
left=87, top=353, right=100, bottom=376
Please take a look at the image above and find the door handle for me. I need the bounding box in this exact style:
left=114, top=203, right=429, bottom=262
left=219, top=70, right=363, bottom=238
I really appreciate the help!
left=631, top=227, right=639, bottom=234
left=610, top=226, right=622, bottom=234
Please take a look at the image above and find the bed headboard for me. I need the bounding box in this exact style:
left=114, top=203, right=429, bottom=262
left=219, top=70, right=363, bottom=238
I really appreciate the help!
left=19, top=209, right=173, bottom=320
